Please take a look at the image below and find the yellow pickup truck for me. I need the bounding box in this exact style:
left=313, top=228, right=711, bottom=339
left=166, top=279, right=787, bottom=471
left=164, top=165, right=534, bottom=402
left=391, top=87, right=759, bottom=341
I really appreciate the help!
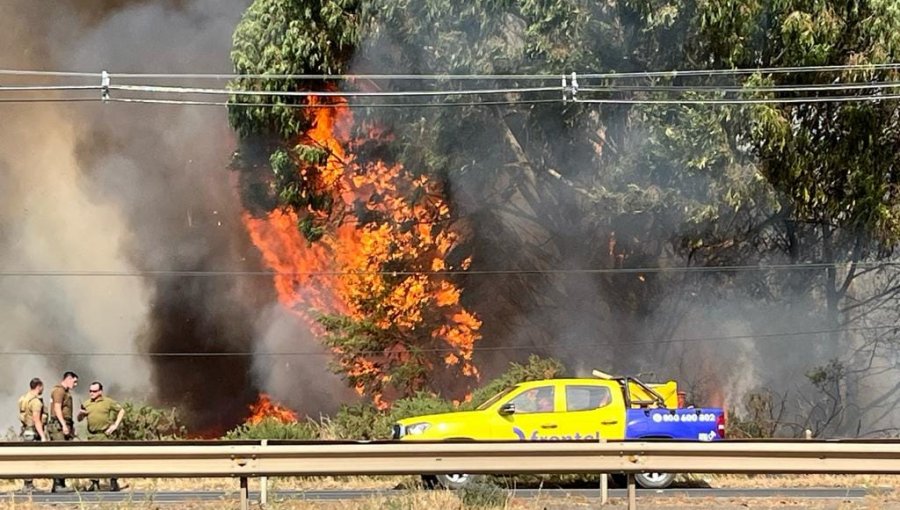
left=392, top=371, right=725, bottom=489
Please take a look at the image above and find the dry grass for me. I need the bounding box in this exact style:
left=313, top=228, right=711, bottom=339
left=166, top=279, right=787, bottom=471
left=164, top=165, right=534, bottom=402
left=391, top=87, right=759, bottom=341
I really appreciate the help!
left=2, top=473, right=899, bottom=495
left=686, top=473, right=900, bottom=489
left=2, top=493, right=900, bottom=510
left=1, top=474, right=899, bottom=510
left=0, top=476, right=413, bottom=493
left=0, top=488, right=900, bottom=510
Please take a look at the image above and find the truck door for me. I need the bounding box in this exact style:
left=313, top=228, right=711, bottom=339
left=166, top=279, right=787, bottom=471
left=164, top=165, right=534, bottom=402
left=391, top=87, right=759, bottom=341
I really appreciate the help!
left=558, top=384, right=625, bottom=440
left=494, top=385, right=560, bottom=440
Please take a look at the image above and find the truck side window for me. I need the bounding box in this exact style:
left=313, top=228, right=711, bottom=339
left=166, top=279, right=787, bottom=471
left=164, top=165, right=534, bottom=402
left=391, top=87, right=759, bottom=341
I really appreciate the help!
left=566, top=385, right=612, bottom=412
left=507, top=386, right=555, bottom=413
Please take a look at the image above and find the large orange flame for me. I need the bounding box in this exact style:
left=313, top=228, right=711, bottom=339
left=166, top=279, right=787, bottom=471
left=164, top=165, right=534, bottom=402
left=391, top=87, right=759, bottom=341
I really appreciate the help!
left=243, top=99, right=480, bottom=407
left=248, top=393, right=298, bottom=425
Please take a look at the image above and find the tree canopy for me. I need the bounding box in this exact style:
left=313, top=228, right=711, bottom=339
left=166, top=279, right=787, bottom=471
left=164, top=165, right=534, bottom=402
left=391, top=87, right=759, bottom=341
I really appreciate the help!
left=229, top=0, right=900, bottom=432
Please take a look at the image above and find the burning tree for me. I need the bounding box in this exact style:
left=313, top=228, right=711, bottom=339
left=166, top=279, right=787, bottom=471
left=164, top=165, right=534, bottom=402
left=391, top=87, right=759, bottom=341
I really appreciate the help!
left=232, top=68, right=480, bottom=402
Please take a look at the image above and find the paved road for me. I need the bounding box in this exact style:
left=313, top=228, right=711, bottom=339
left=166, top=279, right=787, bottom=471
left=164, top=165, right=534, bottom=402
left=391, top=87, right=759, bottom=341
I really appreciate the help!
left=2, top=487, right=874, bottom=505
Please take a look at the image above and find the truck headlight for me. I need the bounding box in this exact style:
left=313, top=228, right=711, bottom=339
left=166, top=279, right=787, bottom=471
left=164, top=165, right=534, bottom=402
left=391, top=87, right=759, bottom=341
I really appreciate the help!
left=405, top=422, right=431, bottom=435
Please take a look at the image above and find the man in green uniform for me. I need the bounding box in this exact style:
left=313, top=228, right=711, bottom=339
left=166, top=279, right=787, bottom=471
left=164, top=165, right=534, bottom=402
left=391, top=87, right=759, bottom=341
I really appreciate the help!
left=17, top=377, right=47, bottom=492
left=77, top=381, right=125, bottom=492
left=48, top=371, right=78, bottom=492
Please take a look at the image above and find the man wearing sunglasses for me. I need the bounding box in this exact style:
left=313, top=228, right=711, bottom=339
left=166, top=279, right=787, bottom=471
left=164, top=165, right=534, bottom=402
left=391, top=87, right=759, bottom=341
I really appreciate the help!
left=77, top=381, right=125, bottom=492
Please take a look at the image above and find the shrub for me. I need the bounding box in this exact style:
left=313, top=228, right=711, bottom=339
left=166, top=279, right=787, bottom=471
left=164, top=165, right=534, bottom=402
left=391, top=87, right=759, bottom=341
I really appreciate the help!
left=458, top=482, right=509, bottom=508
left=388, top=392, right=456, bottom=423
left=326, top=403, right=392, bottom=440
left=463, top=355, right=566, bottom=410
left=224, top=417, right=319, bottom=440
left=119, top=402, right=187, bottom=440
left=725, top=390, right=785, bottom=439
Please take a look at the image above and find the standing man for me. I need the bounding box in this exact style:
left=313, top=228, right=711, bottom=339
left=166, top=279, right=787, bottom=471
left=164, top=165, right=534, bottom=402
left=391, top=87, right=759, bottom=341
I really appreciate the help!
left=48, top=371, right=78, bottom=492
left=17, top=377, right=47, bottom=492
left=78, top=381, right=125, bottom=492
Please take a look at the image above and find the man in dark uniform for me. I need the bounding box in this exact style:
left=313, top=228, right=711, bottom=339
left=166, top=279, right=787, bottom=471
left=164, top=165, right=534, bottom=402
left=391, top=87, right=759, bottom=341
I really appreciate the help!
left=77, top=381, right=125, bottom=492
left=17, top=377, right=47, bottom=492
left=48, top=371, right=78, bottom=492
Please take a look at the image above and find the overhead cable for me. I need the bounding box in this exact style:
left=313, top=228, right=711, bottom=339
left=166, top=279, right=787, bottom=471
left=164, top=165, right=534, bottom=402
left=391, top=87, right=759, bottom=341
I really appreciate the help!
left=5, top=81, right=900, bottom=96
left=579, top=81, right=900, bottom=94
left=3, top=94, right=899, bottom=107
left=110, top=83, right=562, bottom=97
left=0, top=85, right=100, bottom=92
left=575, top=94, right=900, bottom=105
left=0, top=261, right=896, bottom=277
left=108, top=97, right=561, bottom=108
left=0, top=97, right=100, bottom=104
left=3, top=61, right=900, bottom=80
left=0, top=324, right=894, bottom=357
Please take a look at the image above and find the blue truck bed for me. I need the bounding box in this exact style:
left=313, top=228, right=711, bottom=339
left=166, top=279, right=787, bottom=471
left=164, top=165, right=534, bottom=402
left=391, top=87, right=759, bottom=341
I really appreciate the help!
left=624, top=407, right=725, bottom=441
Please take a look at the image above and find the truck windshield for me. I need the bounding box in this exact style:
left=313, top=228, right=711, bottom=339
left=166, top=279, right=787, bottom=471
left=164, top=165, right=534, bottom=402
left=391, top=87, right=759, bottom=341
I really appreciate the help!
left=476, top=386, right=518, bottom=410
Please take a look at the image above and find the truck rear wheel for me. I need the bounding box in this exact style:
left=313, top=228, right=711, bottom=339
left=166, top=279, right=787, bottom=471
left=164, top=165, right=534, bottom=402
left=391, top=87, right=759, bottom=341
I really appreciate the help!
left=422, top=473, right=484, bottom=490
left=634, top=472, right=675, bottom=489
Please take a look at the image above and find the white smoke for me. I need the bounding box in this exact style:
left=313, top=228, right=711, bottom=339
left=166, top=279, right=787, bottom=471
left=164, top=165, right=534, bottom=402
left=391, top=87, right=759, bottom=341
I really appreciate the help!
left=0, top=101, right=152, bottom=429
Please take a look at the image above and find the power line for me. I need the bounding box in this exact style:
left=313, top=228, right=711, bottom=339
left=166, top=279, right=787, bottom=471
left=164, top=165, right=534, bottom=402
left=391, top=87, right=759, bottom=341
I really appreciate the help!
left=4, top=93, right=900, bottom=108
left=0, top=262, right=896, bottom=277
left=111, top=84, right=562, bottom=98
left=0, top=69, right=563, bottom=81
left=575, top=94, right=900, bottom=105
left=6, top=80, right=900, bottom=107
left=108, top=97, right=561, bottom=108
left=0, top=69, right=98, bottom=78
left=5, top=81, right=900, bottom=97
left=0, top=97, right=100, bottom=104
left=0, top=85, right=100, bottom=92
left=580, top=62, right=900, bottom=80
left=579, top=81, right=900, bottom=94
left=3, top=62, right=900, bottom=80
left=0, top=324, right=894, bottom=358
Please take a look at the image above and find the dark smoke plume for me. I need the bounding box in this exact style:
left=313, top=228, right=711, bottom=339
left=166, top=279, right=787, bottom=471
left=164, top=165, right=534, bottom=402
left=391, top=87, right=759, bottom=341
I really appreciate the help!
left=0, top=0, right=347, bottom=432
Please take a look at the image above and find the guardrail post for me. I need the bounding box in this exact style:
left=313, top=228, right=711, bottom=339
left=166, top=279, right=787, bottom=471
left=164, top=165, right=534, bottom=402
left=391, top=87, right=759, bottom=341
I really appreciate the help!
left=600, top=472, right=608, bottom=505
left=260, top=439, right=268, bottom=506
left=626, top=473, right=637, bottom=510
left=599, top=438, right=608, bottom=505
left=240, top=476, right=249, bottom=510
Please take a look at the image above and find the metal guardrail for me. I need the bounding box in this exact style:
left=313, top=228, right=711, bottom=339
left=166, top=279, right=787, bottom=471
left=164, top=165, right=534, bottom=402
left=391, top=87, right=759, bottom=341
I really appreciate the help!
left=3, top=440, right=900, bottom=509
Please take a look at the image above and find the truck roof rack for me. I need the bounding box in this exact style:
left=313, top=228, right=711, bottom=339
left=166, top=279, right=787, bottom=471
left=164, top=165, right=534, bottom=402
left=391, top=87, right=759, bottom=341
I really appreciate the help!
left=592, top=369, right=667, bottom=408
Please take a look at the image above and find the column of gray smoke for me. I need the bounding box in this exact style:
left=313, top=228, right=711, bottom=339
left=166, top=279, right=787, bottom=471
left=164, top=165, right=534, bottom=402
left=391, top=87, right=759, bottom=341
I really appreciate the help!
left=0, top=0, right=348, bottom=430
left=345, top=5, right=870, bottom=433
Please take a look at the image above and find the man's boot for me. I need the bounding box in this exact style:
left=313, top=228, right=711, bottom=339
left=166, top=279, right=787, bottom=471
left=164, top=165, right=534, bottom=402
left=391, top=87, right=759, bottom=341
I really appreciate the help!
left=109, top=478, right=121, bottom=492
left=86, top=480, right=101, bottom=492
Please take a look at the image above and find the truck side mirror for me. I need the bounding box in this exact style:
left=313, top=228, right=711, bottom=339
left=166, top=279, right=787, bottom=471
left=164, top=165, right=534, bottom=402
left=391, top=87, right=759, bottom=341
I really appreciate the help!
left=499, top=403, right=516, bottom=415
